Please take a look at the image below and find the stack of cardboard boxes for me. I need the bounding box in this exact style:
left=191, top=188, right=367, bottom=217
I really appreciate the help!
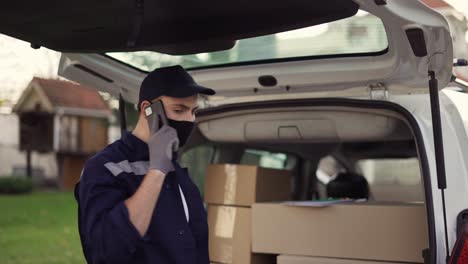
left=204, top=164, right=429, bottom=264
left=204, top=164, right=292, bottom=264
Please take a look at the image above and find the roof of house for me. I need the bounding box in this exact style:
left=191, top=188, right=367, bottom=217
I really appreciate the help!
left=32, top=77, right=109, bottom=111
left=421, top=0, right=451, bottom=9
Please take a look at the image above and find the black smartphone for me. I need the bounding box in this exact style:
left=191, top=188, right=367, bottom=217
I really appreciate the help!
left=144, top=100, right=169, bottom=135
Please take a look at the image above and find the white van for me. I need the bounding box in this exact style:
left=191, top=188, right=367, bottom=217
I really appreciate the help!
left=2, top=0, right=467, bottom=263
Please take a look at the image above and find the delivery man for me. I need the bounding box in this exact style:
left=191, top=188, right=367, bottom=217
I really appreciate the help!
left=75, top=65, right=216, bottom=264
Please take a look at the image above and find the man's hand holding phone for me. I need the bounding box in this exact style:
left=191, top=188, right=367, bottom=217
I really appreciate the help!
left=145, top=101, right=179, bottom=174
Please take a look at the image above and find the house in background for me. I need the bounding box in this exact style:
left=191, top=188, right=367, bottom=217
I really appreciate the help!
left=12, top=77, right=111, bottom=190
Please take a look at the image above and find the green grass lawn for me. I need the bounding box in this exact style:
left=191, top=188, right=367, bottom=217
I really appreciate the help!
left=0, top=192, right=86, bottom=264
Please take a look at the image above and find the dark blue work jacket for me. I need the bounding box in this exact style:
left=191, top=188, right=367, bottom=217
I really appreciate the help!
left=74, top=131, right=209, bottom=264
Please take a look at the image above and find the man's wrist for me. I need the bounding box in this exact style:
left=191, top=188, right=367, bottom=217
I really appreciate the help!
left=147, top=169, right=166, bottom=179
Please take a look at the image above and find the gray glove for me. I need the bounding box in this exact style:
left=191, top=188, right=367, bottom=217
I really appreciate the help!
left=148, top=125, right=179, bottom=174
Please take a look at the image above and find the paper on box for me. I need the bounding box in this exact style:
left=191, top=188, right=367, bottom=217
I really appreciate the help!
left=277, top=255, right=409, bottom=264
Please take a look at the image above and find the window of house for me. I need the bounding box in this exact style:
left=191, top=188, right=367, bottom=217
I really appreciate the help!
left=59, top=115, right=79, bottom=152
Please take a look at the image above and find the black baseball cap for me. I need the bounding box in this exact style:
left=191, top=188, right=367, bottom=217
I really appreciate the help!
left=138, top=65, right=215, bottom=109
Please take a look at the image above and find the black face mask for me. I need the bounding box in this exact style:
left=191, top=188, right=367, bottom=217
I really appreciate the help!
left=167, top=119, right=195, bottom=147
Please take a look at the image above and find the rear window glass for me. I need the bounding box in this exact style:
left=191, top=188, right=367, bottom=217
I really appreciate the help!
left=356, top=158, right=423, bottom=202
left=316, top=156, right=423, bottom=202
left=106, top=10, right=388, bottom=71
left=240, top=149, right=296, bottom=170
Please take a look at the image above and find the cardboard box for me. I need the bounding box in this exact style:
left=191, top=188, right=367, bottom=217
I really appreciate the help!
left=277, top=255, right=408, bottom=264
left=204, top=164, right=292, bottom=206
left=208, top=205, right=275, bottom=264
left=252, top=202, right=428, bottom=263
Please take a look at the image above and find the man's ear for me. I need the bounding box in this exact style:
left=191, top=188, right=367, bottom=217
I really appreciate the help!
left=140, top=100, right=151, bottom=114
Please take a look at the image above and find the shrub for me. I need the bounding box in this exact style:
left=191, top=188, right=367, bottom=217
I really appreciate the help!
left=0, top=177, right=33, bottom=194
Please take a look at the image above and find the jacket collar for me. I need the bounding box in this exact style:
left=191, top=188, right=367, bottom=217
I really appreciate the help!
left=121, top=131, right=150, bottom=161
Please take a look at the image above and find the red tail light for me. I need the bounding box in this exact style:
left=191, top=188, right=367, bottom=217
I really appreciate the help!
left=449, top=234, right=468, bottom=264
left=449, top=212, right=468, bottom=264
